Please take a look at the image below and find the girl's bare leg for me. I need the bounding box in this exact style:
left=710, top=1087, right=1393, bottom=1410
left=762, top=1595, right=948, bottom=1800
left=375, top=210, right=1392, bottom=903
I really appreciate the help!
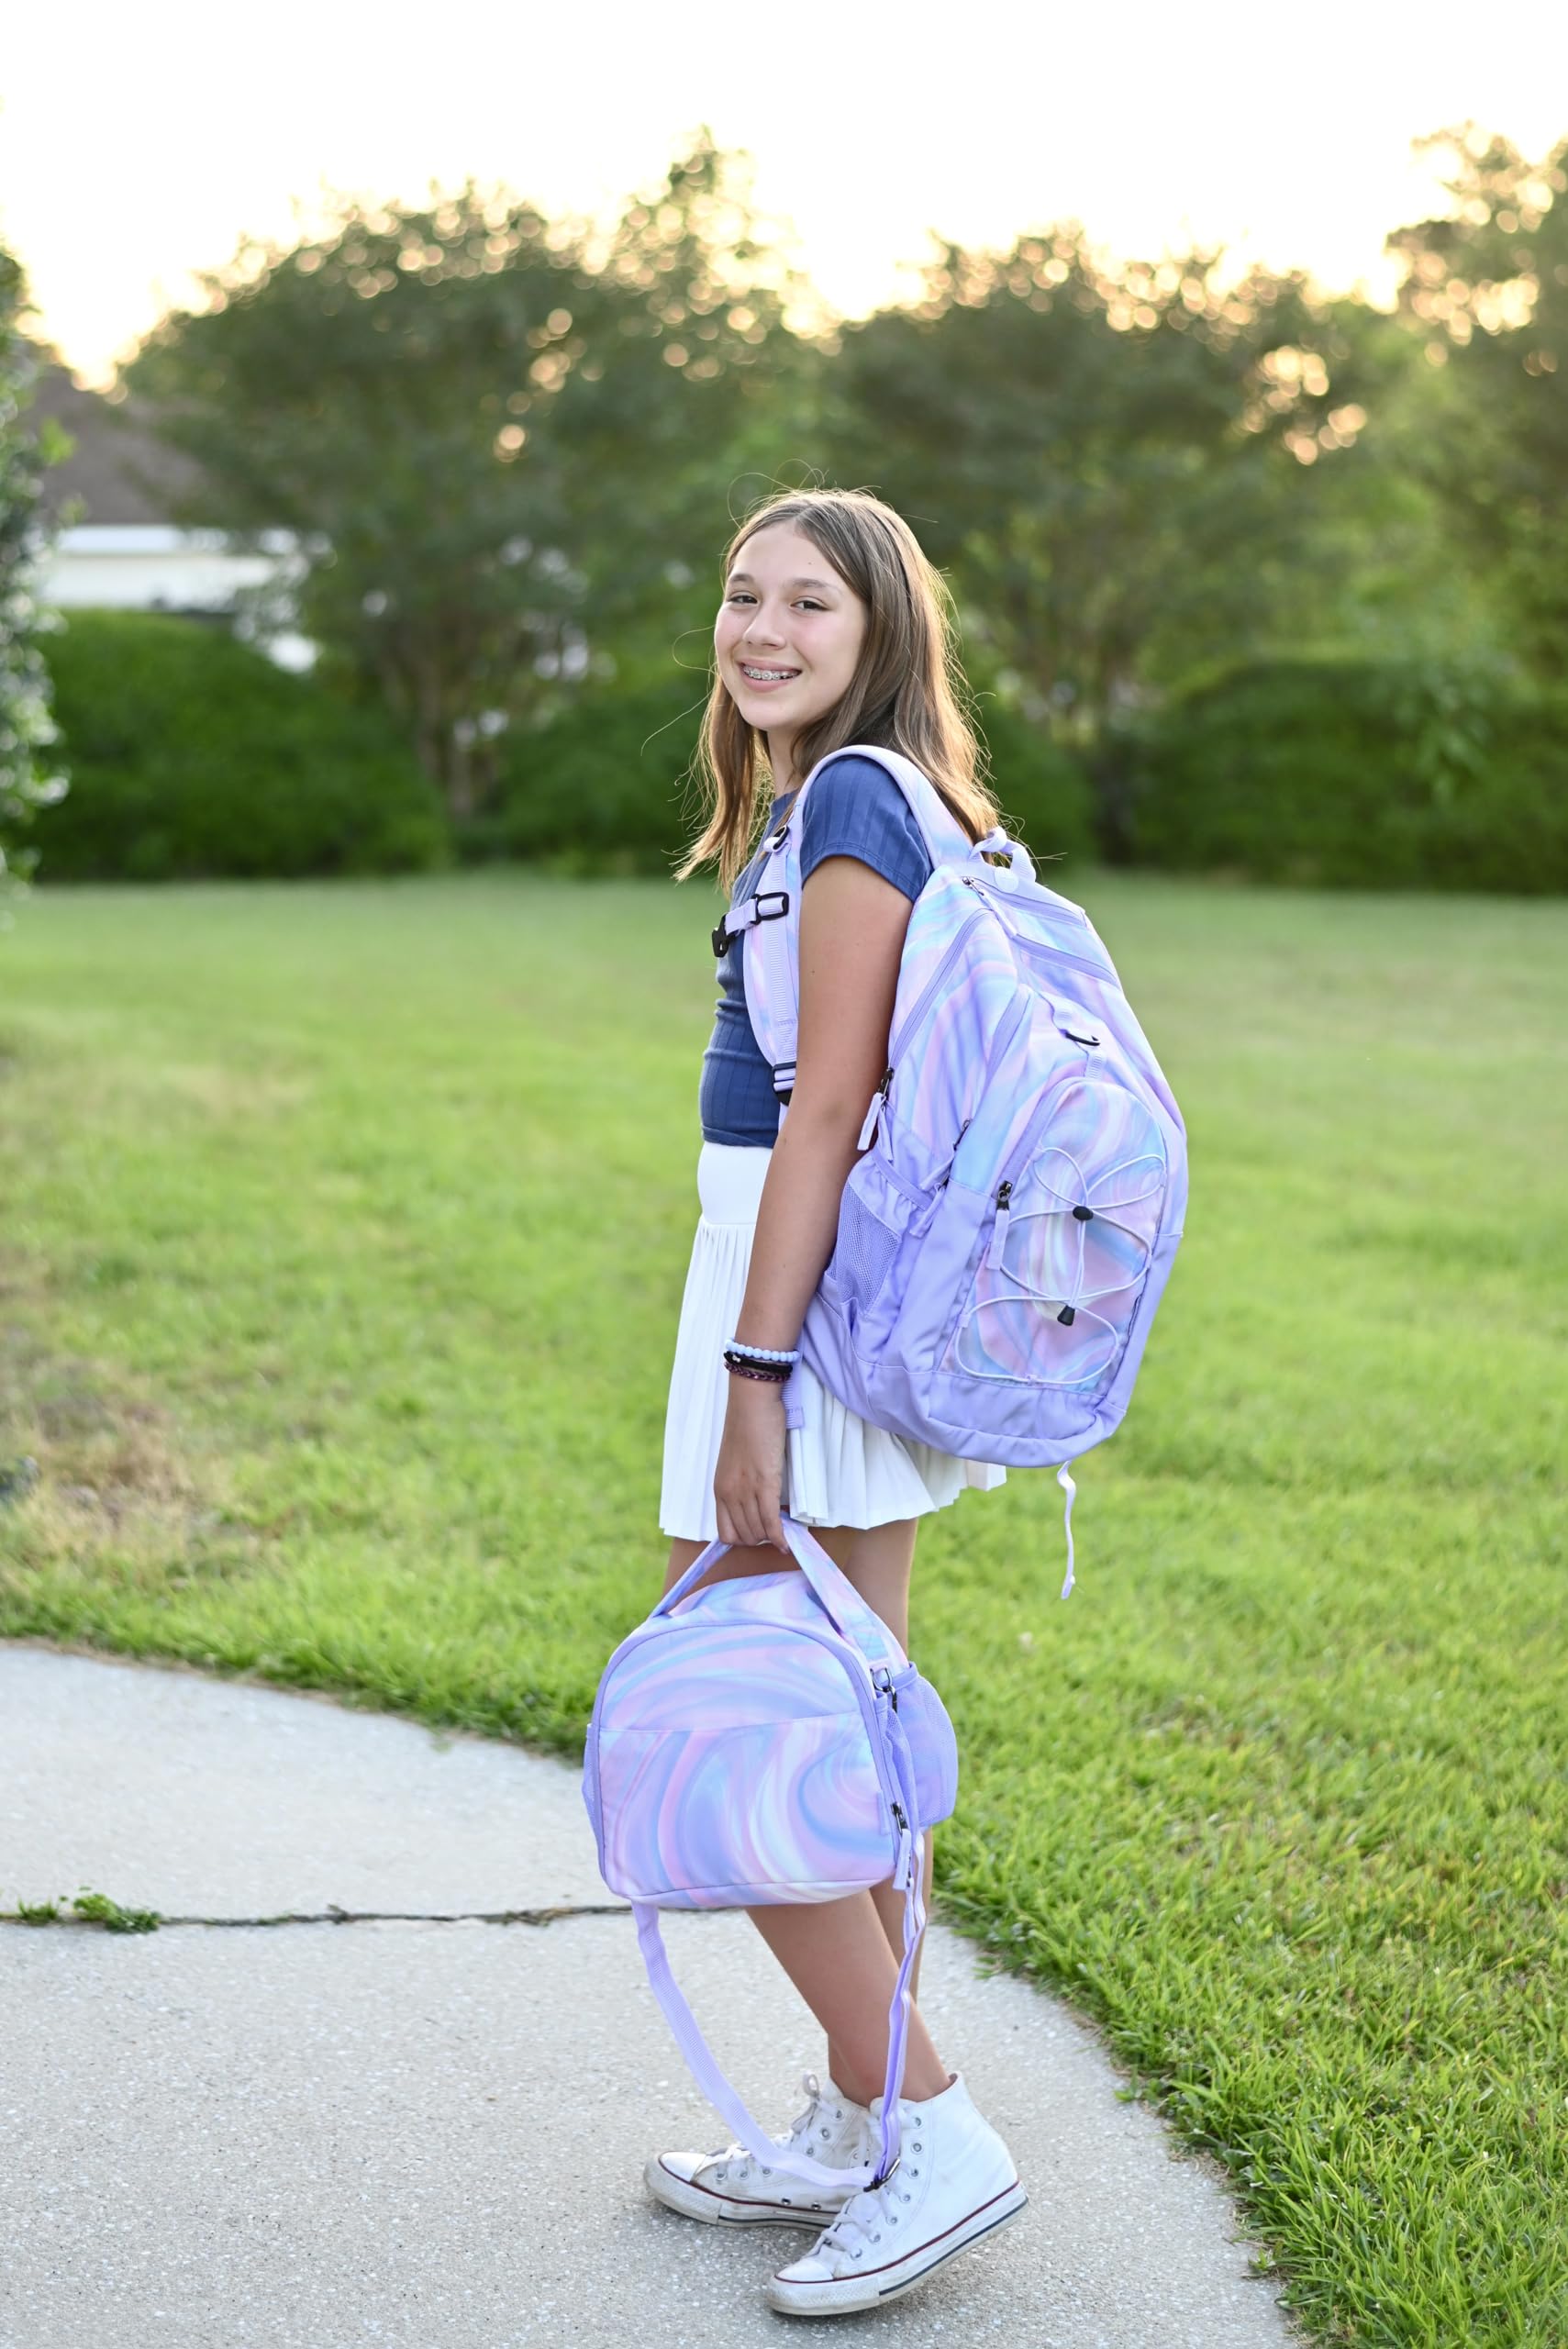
left=661, top=1515, right=947, bottom=2110
left=806, top=1516, right=932, bottom=2003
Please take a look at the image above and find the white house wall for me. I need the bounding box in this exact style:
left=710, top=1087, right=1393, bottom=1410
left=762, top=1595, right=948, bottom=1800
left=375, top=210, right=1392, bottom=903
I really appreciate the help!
left=38, top=526, right=317, bottom=672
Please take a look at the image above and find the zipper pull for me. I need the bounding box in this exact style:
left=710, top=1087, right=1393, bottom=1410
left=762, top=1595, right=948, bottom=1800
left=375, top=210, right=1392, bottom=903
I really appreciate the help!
left=984, top=1180, right=1013, bottom=1271
left=856, top=1066, right=894, bottom=1151
left=890, top=1800, right=914, bottom=1889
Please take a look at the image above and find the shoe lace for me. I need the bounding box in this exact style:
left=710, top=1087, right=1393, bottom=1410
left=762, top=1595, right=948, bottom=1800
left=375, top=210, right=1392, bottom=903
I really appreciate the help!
left=712, top=2070, right=848, bottom=2183
left=811, top=2131, right=923, bottom=2261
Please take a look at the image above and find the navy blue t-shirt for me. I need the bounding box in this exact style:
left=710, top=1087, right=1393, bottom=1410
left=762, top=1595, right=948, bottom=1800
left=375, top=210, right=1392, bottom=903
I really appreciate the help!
left=698, top=754, right=934, bottom=1149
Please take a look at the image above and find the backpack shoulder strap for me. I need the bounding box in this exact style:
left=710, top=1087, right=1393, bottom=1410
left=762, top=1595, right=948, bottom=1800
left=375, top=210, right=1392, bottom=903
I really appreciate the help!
left=816, top=743, right=980, bottom=868
left=724, top=745, right=1010, bottom=1119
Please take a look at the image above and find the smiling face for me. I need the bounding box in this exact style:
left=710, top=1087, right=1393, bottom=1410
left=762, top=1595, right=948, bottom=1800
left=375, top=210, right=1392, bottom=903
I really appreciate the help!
left=714, top=523, right=868, bottom=785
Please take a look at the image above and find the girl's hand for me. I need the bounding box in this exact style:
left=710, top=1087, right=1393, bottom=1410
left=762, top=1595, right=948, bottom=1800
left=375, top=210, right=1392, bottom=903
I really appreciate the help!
left=713, top=1376, right=792, bottom=1553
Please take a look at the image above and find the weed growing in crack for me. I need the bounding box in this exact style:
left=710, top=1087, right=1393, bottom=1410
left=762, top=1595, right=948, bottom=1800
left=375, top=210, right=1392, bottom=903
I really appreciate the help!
left=70, top=1886, right=162, bottom=1933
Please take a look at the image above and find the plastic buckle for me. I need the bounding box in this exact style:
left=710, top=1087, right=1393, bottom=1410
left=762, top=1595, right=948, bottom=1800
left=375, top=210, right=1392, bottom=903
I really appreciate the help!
left=710, top=919, right=731, bottom=957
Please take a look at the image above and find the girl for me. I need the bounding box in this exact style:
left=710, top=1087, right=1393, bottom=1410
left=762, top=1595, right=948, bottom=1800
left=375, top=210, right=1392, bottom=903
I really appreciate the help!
left=648, top=487, right=1028, bottom=2317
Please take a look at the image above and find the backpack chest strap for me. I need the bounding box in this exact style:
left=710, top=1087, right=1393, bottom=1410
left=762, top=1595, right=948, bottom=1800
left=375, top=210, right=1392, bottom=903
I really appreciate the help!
left=710, top=889, right=790, bottom=959
left=714, top=815, right=803, bottom=1108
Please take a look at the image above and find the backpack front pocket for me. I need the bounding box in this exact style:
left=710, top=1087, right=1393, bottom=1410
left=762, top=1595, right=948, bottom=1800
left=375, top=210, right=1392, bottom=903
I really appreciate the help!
left=945, top=1074, right=1168, bottom=1395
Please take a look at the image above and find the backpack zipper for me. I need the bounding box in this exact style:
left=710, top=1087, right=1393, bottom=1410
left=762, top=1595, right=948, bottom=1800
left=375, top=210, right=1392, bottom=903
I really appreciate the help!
left=960, top=863, right=1093, bottom=926
left=1010, top=931, right=1120, bottom=988
left=959, top=874, right=1115, bottom=986
left=979, top=1064, right=1090, bottom=1278
left=857, top=907, right=989, bottom=1149
left=984, top=1181, right=1015, bottom=1272
left=856, top=1065, right=895, bottom=1152
left=887, top=907, right=989, bottom=1063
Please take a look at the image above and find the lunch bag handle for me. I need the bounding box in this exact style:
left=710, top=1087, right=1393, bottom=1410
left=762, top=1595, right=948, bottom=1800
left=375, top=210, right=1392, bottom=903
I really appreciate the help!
left=653, top=1514, right=900, bottom=1663
left=638, top=1514, right=929, bottom=2189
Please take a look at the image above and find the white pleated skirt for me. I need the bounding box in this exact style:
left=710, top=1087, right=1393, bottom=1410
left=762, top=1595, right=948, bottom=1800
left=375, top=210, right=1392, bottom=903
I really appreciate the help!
left=659, top=1141, right=1007, bottom=1542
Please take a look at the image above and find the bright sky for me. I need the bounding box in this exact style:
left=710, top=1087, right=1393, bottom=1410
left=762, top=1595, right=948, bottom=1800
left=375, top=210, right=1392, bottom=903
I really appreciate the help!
left=5, top=0, right=1566, bottom=387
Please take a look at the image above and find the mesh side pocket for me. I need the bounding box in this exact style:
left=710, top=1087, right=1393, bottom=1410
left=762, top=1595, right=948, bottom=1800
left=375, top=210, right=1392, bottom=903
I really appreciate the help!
left=828, top=1190, right=902, bottom=1308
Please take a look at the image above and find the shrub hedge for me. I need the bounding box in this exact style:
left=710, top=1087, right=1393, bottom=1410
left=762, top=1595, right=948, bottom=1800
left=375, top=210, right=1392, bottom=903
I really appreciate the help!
left=464, top=672, right=1097, bottom=878
left=1124, top=656, right=1568, bottom=893
left=968, top=688, right=1098, bottom=874
left=39, top=609, right=450, bottom=881
left=461, top=674, right=705, bottom=876
left=36, top=621, right=1565, bottom=896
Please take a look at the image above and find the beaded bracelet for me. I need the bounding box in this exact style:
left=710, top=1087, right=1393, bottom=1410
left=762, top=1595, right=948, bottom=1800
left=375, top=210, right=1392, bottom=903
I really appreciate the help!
left=725, top=1338, right=801, bottom=1363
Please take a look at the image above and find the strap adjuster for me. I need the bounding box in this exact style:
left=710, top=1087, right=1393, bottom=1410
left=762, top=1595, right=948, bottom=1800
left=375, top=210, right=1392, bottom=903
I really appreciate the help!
left=711, top=892, right=791, bottom=959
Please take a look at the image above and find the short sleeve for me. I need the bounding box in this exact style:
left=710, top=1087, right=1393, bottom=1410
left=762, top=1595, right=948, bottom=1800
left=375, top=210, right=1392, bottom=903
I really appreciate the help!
left=797, top=754, right=932, bottom=903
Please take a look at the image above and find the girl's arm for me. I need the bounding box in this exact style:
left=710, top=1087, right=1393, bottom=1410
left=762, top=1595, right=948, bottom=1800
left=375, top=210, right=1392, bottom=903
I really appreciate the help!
left=713, top=853, right=916, bottom=1552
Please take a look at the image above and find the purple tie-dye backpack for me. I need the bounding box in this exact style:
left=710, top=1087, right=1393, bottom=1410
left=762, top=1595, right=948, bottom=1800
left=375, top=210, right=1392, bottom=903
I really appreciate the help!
left=712, top=743, right=1188, bottom=1597
left=583, top=1514, right=956, bottom=2190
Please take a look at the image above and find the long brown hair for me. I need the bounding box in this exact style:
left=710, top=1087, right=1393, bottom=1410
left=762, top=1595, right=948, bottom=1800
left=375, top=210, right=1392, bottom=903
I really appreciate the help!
left=673, top=487, right=1005, bottom=896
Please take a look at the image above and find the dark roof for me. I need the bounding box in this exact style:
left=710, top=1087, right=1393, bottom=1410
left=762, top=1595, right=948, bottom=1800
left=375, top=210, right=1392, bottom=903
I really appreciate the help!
left=22, top=356, right=212, bottom=527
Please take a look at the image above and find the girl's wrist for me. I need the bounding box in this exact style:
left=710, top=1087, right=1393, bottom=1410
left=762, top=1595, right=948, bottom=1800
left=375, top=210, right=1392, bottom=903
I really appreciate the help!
left=721, top=1339, right=798, bottom=1388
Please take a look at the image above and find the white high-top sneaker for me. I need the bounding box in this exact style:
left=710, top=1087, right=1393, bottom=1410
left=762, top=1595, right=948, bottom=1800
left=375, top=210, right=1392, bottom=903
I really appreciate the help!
left=645, top=2070, right=876, bottom=2227
left=764, top=2069, right=1027, bottom=2315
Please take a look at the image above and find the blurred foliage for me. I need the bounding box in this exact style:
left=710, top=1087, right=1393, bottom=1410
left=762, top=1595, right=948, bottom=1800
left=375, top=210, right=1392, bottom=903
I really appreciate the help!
left=37, top=123, right=1566, bottom=895
left=962, top=656, right=1098, bottom=872
left=0, top=241, right=70, bottom=906
left=822, top=228, right=1438, bottom=852
left=459, top=668, right=706, bottom=876
left=1386, top=124, right=1568, bottom=674
left=1120, top=652, right=1568, bottom=891
left=122, top=133, right=818, bottom=819
left=454, top=651, right=1098, bottom=880
left=39, top=609, right=449, bottom=880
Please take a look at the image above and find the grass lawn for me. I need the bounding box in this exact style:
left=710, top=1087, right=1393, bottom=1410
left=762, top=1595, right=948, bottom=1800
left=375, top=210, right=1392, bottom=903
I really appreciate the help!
left=1, top=868, right=1564, bottom=2346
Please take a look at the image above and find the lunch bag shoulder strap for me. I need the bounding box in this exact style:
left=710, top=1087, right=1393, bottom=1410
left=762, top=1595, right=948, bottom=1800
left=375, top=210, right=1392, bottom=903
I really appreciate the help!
left=633, top=1820, right=928, bottom=2192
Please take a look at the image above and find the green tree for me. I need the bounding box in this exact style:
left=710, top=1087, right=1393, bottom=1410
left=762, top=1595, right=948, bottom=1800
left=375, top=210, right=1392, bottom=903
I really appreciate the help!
left=124, top=135, right=811, bottom=819
left=1221, top=296, right=1516, bottom=677
left=825, top=226, right=1400, bottom=852
left=0, top=253, right=69, bottom=904
left=1385, top=123, right=1568, bottom=674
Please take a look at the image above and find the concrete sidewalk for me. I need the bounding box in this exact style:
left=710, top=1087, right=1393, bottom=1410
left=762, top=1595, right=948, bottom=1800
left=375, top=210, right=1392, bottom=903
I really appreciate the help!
left=0, top=1643, right=1303, bottom=2349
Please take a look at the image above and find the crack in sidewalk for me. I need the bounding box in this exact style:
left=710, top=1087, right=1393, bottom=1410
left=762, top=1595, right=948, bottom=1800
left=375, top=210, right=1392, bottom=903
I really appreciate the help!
left=1, top=1898, right=635, bottom=1933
